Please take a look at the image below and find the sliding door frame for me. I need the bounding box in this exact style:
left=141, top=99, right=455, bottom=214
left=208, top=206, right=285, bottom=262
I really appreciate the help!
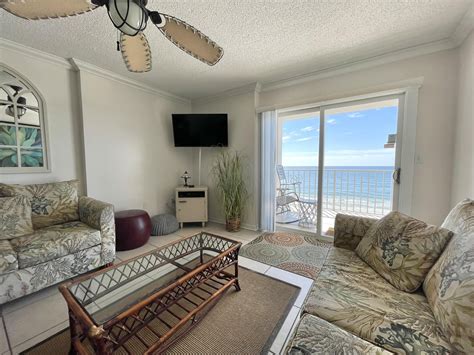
left=276, top=88, right=416, bottom=237
left=316, top=109, right=325, bottom=236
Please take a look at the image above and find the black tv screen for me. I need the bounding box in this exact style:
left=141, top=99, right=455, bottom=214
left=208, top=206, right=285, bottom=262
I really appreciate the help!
left=172, top=114, right=228, bottom=147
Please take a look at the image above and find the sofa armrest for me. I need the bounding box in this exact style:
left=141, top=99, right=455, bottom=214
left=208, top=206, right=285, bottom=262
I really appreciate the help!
left=334, top=213, right=377, bottom=250
left=79, top=196, right=115, bottom=264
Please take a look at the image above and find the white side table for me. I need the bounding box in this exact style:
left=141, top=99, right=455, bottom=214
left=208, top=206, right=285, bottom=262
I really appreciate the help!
left=175, top=186, right=208, bottom=228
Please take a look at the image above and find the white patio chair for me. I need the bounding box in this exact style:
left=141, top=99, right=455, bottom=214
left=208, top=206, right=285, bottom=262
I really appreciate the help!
left=275, top=165, right=302, bottom=224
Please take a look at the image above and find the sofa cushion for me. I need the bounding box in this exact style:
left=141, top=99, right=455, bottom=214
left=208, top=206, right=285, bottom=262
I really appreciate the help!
left=0, top=180, right=79, bottom=229
left=0, top=196, right=33, bottom=240
left=334, top=213, right=377, bottom=250
left=0, top=244, right=102, bottom=304
left=0, top=240, right=18, bottom=273
left=288, top=314, right=392, bottom=355
left=356, top=211, right=452, bottom=292
left=423, top=199, right=474, bottom=354
left=304, top=247, right=451, bottom=354
left=10, top=221, right=101, bottom=269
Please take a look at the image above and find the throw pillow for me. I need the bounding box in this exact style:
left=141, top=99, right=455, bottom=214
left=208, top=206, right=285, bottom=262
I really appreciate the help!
left=356, top=211, right=453, bottom=292
left=0, top=180, right=79, bottom=229
left=423, top=199, right=474, bottom=354
left=0, top=196, right=34, bottom=240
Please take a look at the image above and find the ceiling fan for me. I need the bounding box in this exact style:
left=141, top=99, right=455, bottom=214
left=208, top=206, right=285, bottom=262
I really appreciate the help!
left=0, top=84, right=30, bottom=118
left=0, top=0, right=224, bottom=73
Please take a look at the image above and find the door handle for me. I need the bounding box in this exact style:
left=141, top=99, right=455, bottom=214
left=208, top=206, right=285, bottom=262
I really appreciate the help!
left=392, top=168, right=401, bottom=184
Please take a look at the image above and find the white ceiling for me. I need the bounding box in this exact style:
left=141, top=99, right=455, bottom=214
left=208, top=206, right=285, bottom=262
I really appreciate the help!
left=1, top=0, right=472, bottom=99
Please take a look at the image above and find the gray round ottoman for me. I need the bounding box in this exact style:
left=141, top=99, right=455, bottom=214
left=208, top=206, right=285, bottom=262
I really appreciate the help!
left=151, top=214, right=179, bottom=236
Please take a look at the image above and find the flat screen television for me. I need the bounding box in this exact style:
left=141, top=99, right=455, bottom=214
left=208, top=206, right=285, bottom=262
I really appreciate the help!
left=172, top=113, right=228, bottom=147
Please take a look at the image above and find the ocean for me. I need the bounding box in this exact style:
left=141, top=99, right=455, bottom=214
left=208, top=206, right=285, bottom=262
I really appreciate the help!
left=282, top=166, right=394, bottom=215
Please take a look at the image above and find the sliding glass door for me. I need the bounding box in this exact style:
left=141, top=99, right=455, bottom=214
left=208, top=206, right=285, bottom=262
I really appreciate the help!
left=276, top=109, right=320, bottom=233
left=276, top=95, right=403, bottom=237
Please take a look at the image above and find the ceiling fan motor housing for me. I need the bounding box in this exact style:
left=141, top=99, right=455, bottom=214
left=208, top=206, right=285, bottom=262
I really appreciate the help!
left=107, top=0, right=148, bottom=36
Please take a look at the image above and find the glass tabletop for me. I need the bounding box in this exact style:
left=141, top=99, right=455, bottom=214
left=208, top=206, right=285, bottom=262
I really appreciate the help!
left=66, top=232, right=239, bottom=324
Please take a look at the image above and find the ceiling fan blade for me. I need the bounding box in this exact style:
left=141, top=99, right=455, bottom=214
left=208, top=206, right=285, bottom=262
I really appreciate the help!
left=156, top=14, right=223, bottom=66
left=120, top=32, right=152, bottom=73
left=0, top=0, right=97, bottom=20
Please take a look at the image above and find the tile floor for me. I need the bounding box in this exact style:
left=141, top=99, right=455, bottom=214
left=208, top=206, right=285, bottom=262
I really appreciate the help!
left=0, top=223, right=313, bottom=355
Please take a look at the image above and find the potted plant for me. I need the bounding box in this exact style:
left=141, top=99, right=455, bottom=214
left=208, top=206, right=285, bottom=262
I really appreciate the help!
left=212, top=151, right=248, bottom=232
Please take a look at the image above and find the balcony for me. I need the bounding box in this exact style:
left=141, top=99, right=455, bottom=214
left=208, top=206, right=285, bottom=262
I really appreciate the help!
left=276, top=166, right=394, bottom=235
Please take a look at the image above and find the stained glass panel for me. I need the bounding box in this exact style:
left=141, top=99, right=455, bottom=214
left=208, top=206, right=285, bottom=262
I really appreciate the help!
left=0, top=147, right=18, bottom=167
left=0, top=125, right=17, bottom=146
left=18, top=127, right=41, bottom=147
left=0, top=88, right=11, bottom=102
left=18, top=91, right=38, bottom=107
left=0, top=104, right=15, bottom=124
left=17, top=107, right=40, bottom=126
left=20, top=148, right=43, bottom=167
left=1, top=68, right=47, bottom=171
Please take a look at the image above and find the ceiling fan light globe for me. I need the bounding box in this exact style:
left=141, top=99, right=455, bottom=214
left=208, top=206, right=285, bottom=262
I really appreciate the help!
left=5, top=105, right=26, bottom=118
left=108, top=0, right=147, bottom=36
left=5, top=106, right=15, bottom=118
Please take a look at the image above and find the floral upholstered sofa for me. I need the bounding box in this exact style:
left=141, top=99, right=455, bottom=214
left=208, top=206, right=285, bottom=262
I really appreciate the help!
left=0, top=180, right=115, bottom=304
left=287, top=199, right=473, bottom=354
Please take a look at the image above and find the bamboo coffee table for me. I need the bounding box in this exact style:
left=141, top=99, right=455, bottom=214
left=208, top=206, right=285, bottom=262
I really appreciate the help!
left=59, top=232, right=242, bottom=354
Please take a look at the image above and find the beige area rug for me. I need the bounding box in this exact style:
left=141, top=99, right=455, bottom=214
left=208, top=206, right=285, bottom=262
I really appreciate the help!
left=240, top=232, right=332, bottom=279
left=22, top=267, right=299, bottom=355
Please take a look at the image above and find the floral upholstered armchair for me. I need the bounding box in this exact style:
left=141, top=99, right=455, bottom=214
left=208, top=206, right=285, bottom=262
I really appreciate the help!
left=0, top=180, right=115, bottom=304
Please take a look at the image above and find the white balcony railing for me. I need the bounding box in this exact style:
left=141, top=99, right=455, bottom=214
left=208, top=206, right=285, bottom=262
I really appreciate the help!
left=282, top=167, right=394, bottom=217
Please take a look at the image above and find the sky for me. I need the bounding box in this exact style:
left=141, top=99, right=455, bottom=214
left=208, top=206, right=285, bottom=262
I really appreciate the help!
left=281, top=106, right=398, bottom=166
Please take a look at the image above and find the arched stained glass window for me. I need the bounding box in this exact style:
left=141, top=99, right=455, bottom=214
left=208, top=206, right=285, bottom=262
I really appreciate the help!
left=0, top=65, right=49, bottom=172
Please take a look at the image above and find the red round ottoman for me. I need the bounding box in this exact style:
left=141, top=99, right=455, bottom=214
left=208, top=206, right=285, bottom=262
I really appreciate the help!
left=114, top=210, right=151, bottom=251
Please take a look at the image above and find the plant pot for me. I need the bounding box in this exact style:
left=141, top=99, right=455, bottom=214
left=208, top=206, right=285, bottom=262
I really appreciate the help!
left=226, top=218, right=241, bottom=232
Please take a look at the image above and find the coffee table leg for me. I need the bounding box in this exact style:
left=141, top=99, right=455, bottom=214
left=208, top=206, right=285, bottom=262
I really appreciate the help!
left=68, top=309, right=78, bottom=355
left=234, top=262, right=241, bottom=291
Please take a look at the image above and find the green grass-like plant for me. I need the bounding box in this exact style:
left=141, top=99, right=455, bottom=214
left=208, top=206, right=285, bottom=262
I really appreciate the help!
left=212, top=151, right=248, bottom=222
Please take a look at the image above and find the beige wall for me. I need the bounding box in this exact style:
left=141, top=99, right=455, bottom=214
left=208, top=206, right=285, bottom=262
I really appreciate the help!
left=192, top=91, right=259, bottom=230
left=451, top=31, right=474, bottom=205
left=78, top=70, right=193, bottom=215
left=1, top=45, right=194, bottom=218
left=0, top=46, right=84, bottom=189
left=258, top=50, right=459, bottom=225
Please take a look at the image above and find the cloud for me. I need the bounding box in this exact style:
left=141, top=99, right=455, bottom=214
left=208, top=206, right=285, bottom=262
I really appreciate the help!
left=296, top=137, right=314, bottom=142
left=347, top=112, right=364, bottom=118
left=282, top=130, right=300, bottom=142
left=301, top=126, right=316, bottom=132
left=327, top=119, right=336, bottom=125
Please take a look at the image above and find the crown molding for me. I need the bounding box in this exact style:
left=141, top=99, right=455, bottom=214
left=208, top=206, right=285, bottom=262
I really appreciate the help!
left=70, top=59, right=190, bottom=104
left=0, top=37, right=72, bottom=69
left=257, top=76, right=424, bottom=113
left=191, top=36, right=457, bottom=102
left=260, top=38, right=455, bottom=93
left=192, top=82, right=262, bottom=106
left=451, top=3, right=474, bottom=46
left=0, top=38, right=190, bottom=104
